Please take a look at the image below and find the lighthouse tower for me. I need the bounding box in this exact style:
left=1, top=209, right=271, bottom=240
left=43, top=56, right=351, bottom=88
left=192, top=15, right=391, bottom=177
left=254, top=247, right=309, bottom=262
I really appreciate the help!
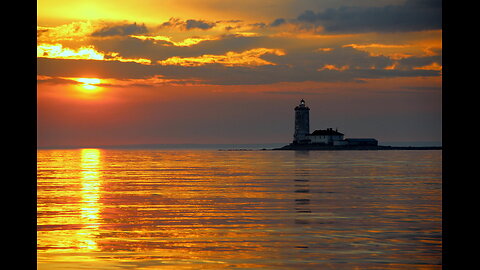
left=293, top=99, right=311, bottom=144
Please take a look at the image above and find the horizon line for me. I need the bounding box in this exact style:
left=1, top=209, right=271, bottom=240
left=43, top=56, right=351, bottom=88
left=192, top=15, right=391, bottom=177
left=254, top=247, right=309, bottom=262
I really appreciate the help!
left=37, top=141, right=443, bottom=150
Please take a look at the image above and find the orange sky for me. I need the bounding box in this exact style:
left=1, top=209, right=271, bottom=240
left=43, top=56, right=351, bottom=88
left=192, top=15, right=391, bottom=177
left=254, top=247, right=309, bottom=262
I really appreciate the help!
left=37, top=0, right=442, bottom=147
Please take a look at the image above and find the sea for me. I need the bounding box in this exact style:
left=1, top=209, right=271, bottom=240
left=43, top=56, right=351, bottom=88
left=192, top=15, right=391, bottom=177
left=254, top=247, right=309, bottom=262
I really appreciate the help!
left=37, top=148, right=442, bottom=269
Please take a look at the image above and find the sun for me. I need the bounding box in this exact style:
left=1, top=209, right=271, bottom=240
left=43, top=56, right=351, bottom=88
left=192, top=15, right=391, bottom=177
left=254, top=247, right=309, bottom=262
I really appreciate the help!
left=75, top=78, right=102, bottom=92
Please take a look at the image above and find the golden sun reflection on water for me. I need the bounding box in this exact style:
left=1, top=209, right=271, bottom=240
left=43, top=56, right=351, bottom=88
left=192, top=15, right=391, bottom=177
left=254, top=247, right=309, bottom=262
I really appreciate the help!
left=78, top=149, right=102, bottom=251
left=37, top=148, right=104, bottom=267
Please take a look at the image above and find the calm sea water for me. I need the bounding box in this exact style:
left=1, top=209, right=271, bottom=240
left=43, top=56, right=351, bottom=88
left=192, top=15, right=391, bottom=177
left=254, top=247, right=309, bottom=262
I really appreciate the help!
left=37, top=149, right=442, bottom=269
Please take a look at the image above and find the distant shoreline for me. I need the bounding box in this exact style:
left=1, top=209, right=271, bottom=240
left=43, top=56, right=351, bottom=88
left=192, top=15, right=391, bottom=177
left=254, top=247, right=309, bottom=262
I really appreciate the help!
left=271, top=144, right=442, bottom=151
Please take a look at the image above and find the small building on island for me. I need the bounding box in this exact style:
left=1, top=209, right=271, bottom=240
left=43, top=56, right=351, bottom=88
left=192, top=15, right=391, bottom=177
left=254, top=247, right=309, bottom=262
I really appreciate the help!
left=308, top=128, right=344, bottom=144
left=292, top=99, right=378, bottom=147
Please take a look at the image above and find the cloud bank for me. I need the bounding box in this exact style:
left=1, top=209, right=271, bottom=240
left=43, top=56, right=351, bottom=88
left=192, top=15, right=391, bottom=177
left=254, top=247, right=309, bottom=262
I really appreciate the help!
left=279, top=0, right=442, bottom=33
left=92, top=22, right=149, bottom=37
left=37, top=2, right=442, bottom=87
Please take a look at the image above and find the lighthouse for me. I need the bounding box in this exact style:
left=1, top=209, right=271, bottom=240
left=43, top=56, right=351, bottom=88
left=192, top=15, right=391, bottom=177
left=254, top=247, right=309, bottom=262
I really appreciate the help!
left=293, top=99, right=311, bottom=144
left=274, top=99, right=384, bottom=150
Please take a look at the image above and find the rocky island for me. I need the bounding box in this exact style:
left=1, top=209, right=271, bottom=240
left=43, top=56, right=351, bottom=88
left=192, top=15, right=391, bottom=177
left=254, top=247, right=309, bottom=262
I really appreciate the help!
left=273, top=99, right=441, bottom=151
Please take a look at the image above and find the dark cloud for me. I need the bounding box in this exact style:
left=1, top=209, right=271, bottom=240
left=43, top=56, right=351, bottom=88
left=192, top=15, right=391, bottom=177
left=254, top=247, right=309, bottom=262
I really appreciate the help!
left=262, top=46, right=393, bottom=70
left=159, top=18, right=180, bottom=28
left=160, top=18, right=216, bottom=30
left=182, top=64, right=439, bottom=85
left=37, top=77, right=81, bottom=85
left=270, top=18, right=286, bottom=27
left=90, top=34, right=266, bottom=62
left=224, top=25, right=240, bottom=31
left=296, top=0, right=441, bottom=32
left=185, top=19, right=216, bottom=30
left=37, top=29, right=49, bottom=37
left=91, top=36, right=172, bottom=61
left=91, top=22, right=148, bottom=37
left=250, top=22, right=267, bottom=28
left=397, top=54, right=442, bottom=69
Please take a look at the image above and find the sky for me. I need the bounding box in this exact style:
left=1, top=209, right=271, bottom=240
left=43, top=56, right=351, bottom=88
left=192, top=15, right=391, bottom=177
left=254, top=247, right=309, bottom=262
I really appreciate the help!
left=37, top=0, right=442, bottom=147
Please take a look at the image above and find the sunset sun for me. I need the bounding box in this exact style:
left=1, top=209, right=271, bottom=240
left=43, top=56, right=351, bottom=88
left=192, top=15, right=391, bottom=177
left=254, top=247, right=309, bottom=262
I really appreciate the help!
left=75, top=78, right=102, bottom=91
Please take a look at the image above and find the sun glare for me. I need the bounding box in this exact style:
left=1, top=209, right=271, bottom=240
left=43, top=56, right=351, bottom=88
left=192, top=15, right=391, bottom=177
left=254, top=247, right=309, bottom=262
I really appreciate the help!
left=75, top=78, right=102, bottom=92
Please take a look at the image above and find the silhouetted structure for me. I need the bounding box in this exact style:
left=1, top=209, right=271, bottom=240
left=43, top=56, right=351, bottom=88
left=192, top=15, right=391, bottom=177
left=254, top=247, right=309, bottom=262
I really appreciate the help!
left=309, top=128, right=345, bottom=145
left=293, top=99, right=311, bottom=144
left=288, top=99, right=378, bottom=147
left=273, top=99, right=441, bottom=150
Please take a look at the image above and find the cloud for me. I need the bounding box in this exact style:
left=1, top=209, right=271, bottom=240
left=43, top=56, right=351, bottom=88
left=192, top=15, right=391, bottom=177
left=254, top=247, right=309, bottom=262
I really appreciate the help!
left=157, top=48, right=285, bottom=67
left=270, top=18, right=286, bottom=27
left=38, top=43, right=104, bottom=60
left=89, top=34, right=268, bottom=63
left=37, top=48, right=441, bottom=86
left=37, top=21, right=96, bottom=43
left=296, top=0, right=441, bottom=33
left=397, top=54, right=442, bottom=71
left=37, top=76, right=81, bottom=85
left=249, top=22, right=267, bottom=29
left=159, top=18, right=216, bottom=30
left=185, top=19, right=216, bottom=30
left=91, top=22, right=148, bottom=37
left=131, top=35, right=219, bottom=47
left=262, top=46, right=394, bottom=71
left=37, top=43, right=152, bottom=65
left=37, top=22, right=442, bottom=86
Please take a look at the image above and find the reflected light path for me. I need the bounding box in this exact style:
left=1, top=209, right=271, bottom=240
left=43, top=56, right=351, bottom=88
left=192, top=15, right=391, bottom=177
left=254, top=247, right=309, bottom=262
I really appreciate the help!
left=78, top=149, right=102, bottom=251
